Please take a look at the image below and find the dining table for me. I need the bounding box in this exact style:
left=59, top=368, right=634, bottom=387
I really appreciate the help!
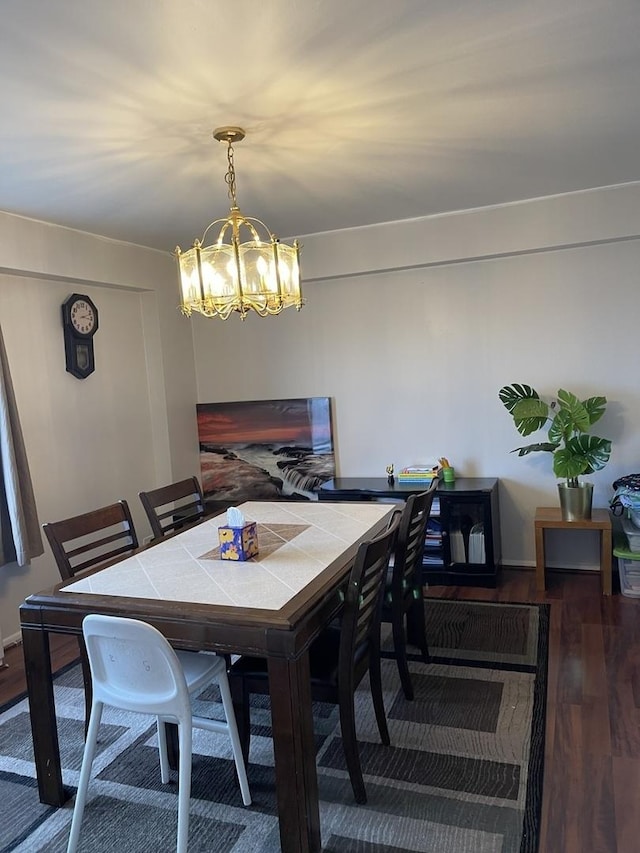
left=20, top=498, right=395, bottom=853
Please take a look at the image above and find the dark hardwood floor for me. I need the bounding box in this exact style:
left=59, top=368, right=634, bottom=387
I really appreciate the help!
left=1, top=567, right=638, bottom=853
left=426, top=567, right=640, bottom=853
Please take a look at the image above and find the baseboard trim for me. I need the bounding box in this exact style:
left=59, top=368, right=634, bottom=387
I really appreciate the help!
left=2, top=631, right=22, bottom=650
left=501, top=559, right=600, bottom=573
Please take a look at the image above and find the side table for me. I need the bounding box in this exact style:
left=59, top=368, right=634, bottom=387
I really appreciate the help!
left=534, top=506, right=612, bottom=595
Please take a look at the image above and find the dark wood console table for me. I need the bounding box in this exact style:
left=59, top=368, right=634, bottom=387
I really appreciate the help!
left=318, top=477, right=438, bottom=501
left=319, top=477, right=501, bottom=587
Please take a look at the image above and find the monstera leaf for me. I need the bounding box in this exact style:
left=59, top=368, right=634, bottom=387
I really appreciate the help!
left=499, top=383, right=611, bottom=486
left=499, top=384, right=548, bottom=436
left=553, top=435, right=612, bottom=478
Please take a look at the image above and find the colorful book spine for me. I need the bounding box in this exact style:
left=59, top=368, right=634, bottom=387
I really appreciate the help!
left=397, top=475, right=439, bottom=482
left=397, top=474, right=438, bottom=480
left=397, top=465, right=440, bottom=482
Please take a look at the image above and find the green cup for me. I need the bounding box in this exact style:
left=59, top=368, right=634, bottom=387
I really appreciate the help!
left=442, top=466, right=455, bottom=483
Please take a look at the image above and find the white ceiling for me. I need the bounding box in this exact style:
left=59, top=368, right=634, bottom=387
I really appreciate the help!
left=2, top=0, right=640, bottom=252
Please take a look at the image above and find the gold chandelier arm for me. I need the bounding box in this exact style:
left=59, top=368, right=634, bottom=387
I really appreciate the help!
left=200, top=212, right=274, bottom=247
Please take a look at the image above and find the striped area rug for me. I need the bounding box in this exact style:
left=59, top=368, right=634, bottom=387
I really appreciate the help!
left=0, top=599, right=548, bottom=852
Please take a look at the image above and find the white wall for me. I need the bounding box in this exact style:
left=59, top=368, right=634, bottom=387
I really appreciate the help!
left=0, top=214, right=199, bottom=640
left=2, top=183, right=638, bottom=642
left=192, top=183, right=640, bottom=573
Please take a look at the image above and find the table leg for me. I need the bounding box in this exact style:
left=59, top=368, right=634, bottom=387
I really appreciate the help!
left=534, top=524, right=546, bottom=592
left=267, top=652, right=321, bottom=853
left=21, top=625, right=66, bottom=805
left=601, top=528, right=613, bottom=596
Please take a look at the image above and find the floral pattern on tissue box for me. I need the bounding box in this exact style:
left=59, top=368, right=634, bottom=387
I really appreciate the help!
left=218, top=522, right=259, bottom=561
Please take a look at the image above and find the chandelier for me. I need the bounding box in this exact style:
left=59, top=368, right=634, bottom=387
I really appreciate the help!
left=175, top=127, right=303, bottom=320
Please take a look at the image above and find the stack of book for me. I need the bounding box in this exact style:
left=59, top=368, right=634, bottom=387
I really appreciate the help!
left=423, top=517, right=443, bottom=566
left=397, top=464, right=440, bottom=483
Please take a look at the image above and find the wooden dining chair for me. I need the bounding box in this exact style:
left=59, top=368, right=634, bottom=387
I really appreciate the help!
left=139, top=476, right=206, bottom=541
left=381, top=480, right=438, bottom=700
left=228, top=510, right=401, bottom=805
left=42, top=500, right=139, bottom=732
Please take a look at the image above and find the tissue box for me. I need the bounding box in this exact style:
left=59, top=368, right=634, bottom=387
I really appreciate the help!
left=218, top=522, right=259, bottom=561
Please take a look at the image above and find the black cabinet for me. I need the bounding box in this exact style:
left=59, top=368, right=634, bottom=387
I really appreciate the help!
left=318, top=477, right=501, bottom=588
left=428, top=479, right=501, bottom=587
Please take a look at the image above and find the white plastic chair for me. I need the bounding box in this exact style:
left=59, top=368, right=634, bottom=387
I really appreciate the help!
left=66, top=614, right=251, bottom=853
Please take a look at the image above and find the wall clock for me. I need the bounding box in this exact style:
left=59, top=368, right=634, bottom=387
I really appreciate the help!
left=61, top=293, right=99, bottom=379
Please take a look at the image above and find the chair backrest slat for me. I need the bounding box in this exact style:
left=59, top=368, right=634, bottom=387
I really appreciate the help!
left=139, top=476, right=205, bottom=540
left=340, top=511, right=401, bottom=673
left=393, top=480, right=438, bottom=598
left=43, top=501, right=139, bottom=580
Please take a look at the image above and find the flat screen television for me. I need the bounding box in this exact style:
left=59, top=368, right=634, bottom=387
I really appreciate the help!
left=196, top=397, right=335, bottom=503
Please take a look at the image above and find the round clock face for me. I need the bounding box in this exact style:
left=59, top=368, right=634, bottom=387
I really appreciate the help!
left=69, top=298, right=97, bottom=335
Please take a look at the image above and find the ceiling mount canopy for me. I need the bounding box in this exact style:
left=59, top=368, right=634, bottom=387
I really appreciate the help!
left=174, top=126, right=303, bottom=321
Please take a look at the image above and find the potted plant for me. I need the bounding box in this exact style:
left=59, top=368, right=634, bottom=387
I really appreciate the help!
left=498, top=383, right=612, bottom=520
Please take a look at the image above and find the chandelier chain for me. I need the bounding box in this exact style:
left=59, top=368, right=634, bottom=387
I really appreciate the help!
left=224, top=141, right=238, bottom=208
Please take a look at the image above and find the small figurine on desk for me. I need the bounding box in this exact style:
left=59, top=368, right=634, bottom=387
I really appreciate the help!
left=386, top=464, right=395, bottom=485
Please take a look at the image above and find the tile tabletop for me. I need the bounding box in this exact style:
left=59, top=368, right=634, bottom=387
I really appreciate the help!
left=62, top=500, right=394, bottom=610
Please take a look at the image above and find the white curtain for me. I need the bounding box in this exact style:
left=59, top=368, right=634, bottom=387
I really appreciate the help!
left=0, top=325, right=43, bottom=661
